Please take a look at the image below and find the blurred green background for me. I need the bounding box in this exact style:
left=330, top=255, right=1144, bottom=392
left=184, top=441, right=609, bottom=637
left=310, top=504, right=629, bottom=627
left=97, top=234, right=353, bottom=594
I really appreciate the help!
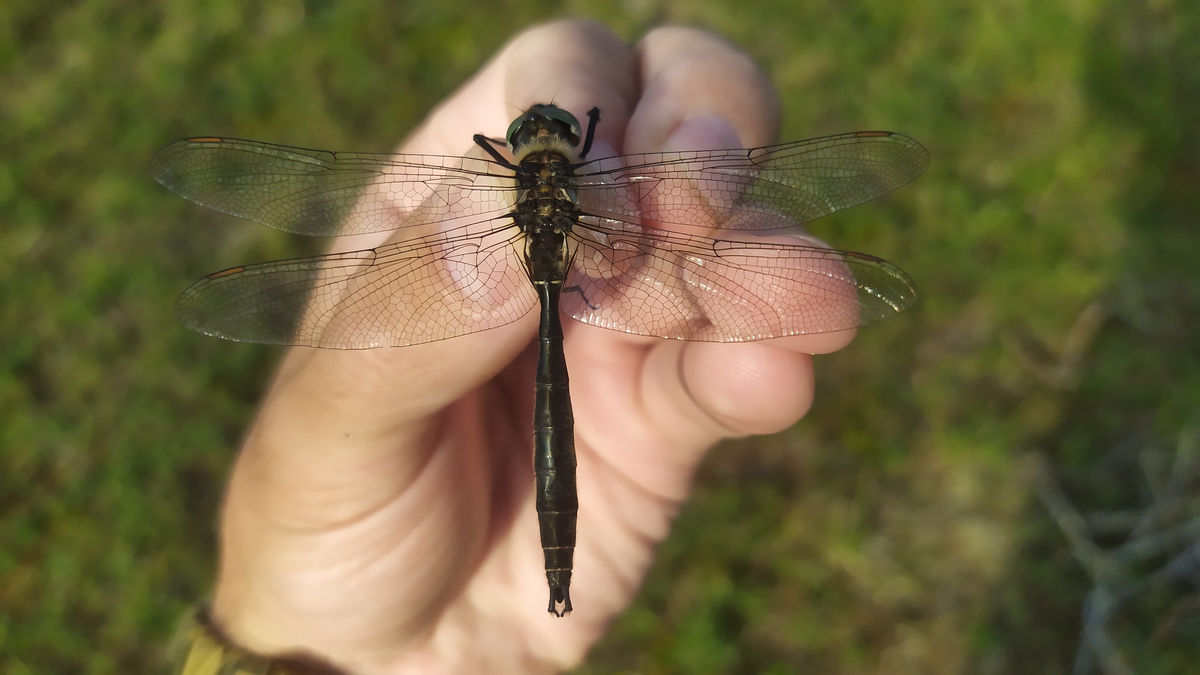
left=3, top=0, right=1199, bottom=672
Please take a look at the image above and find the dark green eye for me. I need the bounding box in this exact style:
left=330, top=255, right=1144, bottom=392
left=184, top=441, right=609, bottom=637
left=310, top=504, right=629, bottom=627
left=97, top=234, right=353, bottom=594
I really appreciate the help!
left=540, top=106, right=581, bottom=139
left=505, top=114, right=527, bottom=149
left=506, top=105, right=583, bottom=152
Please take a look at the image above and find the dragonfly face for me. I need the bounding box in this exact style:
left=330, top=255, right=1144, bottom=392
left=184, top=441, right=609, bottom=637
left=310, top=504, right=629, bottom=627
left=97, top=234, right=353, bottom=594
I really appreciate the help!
left=151, top=104, right=927, bottom=616
left=505, top=103, right=583, bottom=155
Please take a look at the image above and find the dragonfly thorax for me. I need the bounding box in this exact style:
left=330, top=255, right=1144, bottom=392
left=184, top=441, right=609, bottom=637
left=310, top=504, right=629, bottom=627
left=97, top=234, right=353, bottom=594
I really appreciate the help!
left=511, top=145, right=579, bottom=283
left=521, top=224, right=570, bottom=283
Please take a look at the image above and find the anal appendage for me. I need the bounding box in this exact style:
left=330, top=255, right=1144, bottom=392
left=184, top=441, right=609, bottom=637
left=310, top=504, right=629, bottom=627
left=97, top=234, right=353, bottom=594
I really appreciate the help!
left=549, top=584, right=573, bottom=617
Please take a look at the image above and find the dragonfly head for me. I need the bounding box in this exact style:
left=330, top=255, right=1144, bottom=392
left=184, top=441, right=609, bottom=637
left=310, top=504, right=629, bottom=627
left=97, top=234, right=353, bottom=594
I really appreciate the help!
left=506, top=104, right=582, bottom=156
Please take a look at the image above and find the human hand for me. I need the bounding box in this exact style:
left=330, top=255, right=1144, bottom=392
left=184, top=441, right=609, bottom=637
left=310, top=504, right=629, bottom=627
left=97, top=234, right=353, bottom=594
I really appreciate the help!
left=208, top=20, right=854, bottom=674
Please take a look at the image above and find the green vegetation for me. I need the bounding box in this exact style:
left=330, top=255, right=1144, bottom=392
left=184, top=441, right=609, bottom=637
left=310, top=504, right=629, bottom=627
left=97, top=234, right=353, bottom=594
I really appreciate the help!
left=2, top=0, right=1197, bottom=672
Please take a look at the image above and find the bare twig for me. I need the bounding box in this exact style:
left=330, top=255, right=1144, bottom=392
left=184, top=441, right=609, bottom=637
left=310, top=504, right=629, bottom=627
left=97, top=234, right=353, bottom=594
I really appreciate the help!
left=1080, top=587, right=1134, bottom=675
left=1029, top=438, right=1200, bottom=674
left=1028, top=452, right=1120, bottom=583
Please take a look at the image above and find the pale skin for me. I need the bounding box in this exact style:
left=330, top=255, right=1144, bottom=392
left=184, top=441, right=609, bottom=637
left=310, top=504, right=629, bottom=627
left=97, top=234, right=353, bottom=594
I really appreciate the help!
left=209, top=20, right=855, bottom=675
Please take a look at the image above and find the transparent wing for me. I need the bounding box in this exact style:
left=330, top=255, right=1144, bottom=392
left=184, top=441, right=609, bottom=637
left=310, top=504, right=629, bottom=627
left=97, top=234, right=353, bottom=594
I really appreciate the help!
left=572, top=131, right=928, bottom=232
left=175, top=219, right=536, bottom=348
left=563, top=217, right=916, bottom=341
left=151, top=137, right=518, bottom=237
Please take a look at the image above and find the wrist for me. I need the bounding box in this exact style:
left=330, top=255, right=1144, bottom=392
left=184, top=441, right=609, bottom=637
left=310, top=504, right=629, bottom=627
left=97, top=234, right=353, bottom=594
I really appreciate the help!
left=169, top=604, right=353, bottom=675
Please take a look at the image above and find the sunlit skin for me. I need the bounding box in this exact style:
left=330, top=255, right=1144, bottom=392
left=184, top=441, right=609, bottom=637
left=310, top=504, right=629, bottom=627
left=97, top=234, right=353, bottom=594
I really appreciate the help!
left=208, top=20, right=855, bottom=674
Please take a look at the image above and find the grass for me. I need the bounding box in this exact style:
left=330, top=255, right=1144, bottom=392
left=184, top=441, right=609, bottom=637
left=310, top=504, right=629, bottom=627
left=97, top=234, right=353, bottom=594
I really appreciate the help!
left=2, top=0, right=1198, bottom=672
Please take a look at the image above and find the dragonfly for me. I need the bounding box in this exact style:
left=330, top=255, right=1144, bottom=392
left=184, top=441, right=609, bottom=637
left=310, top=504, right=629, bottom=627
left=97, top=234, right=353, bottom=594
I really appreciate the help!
left=151, top=104, right=927, bottom=616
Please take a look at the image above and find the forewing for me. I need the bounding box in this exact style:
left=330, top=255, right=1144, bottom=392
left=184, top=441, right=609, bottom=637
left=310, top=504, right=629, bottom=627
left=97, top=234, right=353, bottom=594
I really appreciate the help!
left=151, top=138, right=518, bottom=237
left=572, top=131, right=928, bottom=232
left=563, top=218, right=916, bottom=341
left=175, top=219, right=535, bottom=348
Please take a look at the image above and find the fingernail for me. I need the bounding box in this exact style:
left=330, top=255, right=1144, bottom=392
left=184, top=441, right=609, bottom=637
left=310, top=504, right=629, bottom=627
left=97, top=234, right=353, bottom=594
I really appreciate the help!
left=663, top=114, right=743, bottom=152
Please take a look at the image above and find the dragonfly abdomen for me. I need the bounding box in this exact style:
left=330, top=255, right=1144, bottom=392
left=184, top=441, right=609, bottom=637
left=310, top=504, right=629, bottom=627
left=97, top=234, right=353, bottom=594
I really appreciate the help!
left=533, top=280, right=578, bottom=617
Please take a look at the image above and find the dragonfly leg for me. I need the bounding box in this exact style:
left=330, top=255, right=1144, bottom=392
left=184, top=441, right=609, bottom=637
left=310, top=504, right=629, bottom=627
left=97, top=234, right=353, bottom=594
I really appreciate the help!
left=579, top=107, right=600, bottom=158
left=473, top=134, right=517, bottom=169
left=562, top=283, right=598, bottom=311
